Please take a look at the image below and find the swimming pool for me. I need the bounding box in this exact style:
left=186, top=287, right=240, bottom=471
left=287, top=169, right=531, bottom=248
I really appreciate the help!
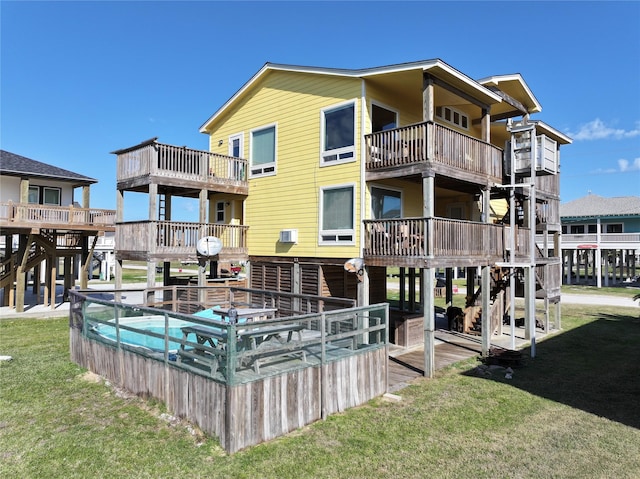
left=91, top=315, right=200, bottom=352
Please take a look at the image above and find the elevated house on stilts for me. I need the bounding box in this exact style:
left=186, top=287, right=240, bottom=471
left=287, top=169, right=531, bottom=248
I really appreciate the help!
left=112, top=60, right=572, bottom=374
left=0, top=150, right=115, bottom=311
left=72, top=60, right=573, bottom=453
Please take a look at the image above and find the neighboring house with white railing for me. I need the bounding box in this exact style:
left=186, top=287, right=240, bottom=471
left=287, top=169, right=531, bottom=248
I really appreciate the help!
left=0, top=150, right=116, bottom=311
left=560, top=194, right=640, bottom=287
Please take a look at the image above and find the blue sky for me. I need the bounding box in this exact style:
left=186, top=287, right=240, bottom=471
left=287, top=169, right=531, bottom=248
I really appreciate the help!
left=2, top=1, right=639, bottom=220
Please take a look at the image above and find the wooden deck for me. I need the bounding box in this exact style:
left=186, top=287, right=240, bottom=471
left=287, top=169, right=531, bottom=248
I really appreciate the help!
left=388, top=330, right=484, bottom=390
left=388, top=324, right=548, bottom=391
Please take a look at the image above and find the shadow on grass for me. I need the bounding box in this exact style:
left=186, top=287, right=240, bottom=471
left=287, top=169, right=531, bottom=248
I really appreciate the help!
left=465, top=311, right=640, bottom=429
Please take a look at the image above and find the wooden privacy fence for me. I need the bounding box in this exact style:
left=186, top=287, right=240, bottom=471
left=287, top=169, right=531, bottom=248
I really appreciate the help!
left=69, top=288, right=388, bottom=453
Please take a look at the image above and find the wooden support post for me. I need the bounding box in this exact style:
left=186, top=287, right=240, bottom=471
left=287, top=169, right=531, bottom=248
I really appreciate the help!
left=146, top=261, right=157, bottom=305
left=481, top=265, right=491, bottom=357
left=445, top=268, right=453, bottom=307
left=422, top=170, right=435, bottom=378
left=15, top=234, right=31, bottom=313
left=115, top=259, right=123, bottom=302
left=423, top=267, right=436, bottom=378
left=50, top=255, right=57, bottom=309
left=64, top=256, right=72, bottom=300
left=44, top=255, right=51, bottom=307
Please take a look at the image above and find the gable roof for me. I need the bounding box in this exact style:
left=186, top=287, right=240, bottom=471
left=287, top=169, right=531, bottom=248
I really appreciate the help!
left=478, top=73, right=542, bottom=116
left=0, top=150, right=97, bottom=185
left=199, top=59, right=506, bottom=133
left=561, top=194, right=640, bottom=219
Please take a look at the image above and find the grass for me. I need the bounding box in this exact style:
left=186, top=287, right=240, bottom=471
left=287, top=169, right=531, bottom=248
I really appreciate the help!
left=561, top=283, right=640, bottom=298
left=1, top=303, right=639, bottom=478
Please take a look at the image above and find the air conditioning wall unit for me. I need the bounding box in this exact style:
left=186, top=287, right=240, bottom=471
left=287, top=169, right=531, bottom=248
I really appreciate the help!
left=279, top=229, right=298, bottom=243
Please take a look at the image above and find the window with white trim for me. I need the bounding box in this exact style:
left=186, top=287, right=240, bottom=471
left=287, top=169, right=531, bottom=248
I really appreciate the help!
left=28, top=186, right=61, bottom=205
left=250, top=124, right=276, bottom=177
left=215, top=201, right=225, bottom=223
left=43, top=187, right=61, bottom=205
left=319, top=184, right=355, bottom=244
left=436, top=106, right=469, bottom=130
left=606, top=223, right=623, bottom=233
left=28, top=186, right=39, bottom=204
left=229, top=133, right=245, bottom=180
left=229, top=133, right=243, bottom=158
left=321, top=102, right=355, bottom=165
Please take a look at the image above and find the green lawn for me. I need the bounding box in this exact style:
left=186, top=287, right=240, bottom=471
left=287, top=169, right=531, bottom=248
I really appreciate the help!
left=1, top=303, right=639, bottom=478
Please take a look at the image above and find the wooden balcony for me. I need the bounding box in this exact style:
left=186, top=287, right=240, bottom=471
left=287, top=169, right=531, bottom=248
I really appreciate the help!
left=365, top=122, right=503, bottom=185
left=363, top=217, right=505, bottom=268
left=114, top=140, right=248, bottom=196
left=560, top=232, right=640, bottom=250
left=116, top=220, right=248, bottom=263
left=0, top=202, right=116, bottom=233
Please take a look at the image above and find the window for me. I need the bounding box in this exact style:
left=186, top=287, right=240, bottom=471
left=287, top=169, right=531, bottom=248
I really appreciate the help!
left=372, top=104, right=397, bottom=132
left=588, top=224, right=597, bottom=234
left=28, top=186, right=61, bottom=205
left=321, top=102, right=355, bottom=165
left=43, top=187, right=61, bottom=205
left=215, top=201, right=225, bottom=223
left=229, top=133, right=245, bottom=180
left=448, top=203, right=466, bottom=220
left=570, top=225, right=585, bottom=234
left=28, top=186, right=39, bottom=204
left=606, top=223, right=623, bottom=233
left=229, top=133, right=243, bottom=158
left=250, top=125, right=276, bottom=177
left=320, top=184, right=355, bottom=244
left=435, top=106, right=469, bottom=130
left=371, top=186, right=401, bottom=219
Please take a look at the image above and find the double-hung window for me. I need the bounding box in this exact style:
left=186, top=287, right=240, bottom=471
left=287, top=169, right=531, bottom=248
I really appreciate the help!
left=250, top=124, right=276, bottom=177
left=321, top=101, right=355, bottom=165
left=319, top=184, right=355, bottom=244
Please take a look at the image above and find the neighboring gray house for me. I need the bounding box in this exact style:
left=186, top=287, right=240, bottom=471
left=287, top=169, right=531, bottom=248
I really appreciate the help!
left=560, top=194, right=640, bottom=287
left=0, top=150, right=116, bottom=311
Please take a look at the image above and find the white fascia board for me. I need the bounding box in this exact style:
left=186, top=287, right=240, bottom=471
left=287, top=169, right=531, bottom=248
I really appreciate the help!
left=531, top=120, right=573, bottom=145
left=200, top=59, right=503, bottom=133
left=478, top=73, right=543, bottom=114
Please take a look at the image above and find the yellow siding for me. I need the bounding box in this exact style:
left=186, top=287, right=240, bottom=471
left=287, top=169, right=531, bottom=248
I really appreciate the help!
left=207, top=70, right=363, bottom=258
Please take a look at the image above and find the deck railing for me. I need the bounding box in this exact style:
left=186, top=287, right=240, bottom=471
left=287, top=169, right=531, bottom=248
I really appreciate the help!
left=0, top=202, right=116, bottom=229
left=365, top=122, right=503, bottom=182
left=69, top=288, right=388, bottom=453
left=560, top=233, right=640, bottom=246
left=116, top=220, right=248, bottom=257
left=363, top=217, right=505, bottom=260
left=70, top=287, right=386, bottom=385
left=116, top=142, right=247, bottom=186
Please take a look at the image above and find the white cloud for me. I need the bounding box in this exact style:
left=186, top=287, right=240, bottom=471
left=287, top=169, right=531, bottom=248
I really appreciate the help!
left=589, top=157, right=640, bottom=175
left=618, top=157, right=640, bottom=172
left=568, top=118, right=640, bottom=141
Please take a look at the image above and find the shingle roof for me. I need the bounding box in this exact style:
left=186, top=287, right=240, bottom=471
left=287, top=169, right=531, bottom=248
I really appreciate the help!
left=561, top=194, right=640, bottom=218
left=0, top=150, right=97, bottom=184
